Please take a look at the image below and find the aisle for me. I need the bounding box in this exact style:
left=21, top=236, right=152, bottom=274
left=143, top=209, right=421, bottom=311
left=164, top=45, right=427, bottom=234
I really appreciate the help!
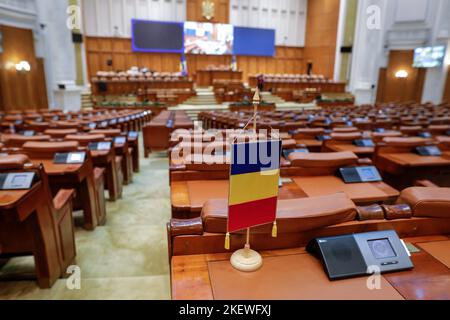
left=0, top=137, right=171, bottom=300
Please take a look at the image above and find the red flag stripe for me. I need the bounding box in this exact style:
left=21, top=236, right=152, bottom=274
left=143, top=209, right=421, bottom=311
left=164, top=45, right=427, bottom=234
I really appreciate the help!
left=227, top=196, right=278, bottom=233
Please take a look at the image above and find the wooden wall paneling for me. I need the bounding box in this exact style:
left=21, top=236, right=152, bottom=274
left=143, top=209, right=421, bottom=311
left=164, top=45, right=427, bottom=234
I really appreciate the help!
left=376, top=68, right=387, bottom=103
left=0, top=25, right=47, bottom=111
left=36, top=58, right=49, bottom=108
left=85, top=37, right=305, bottom=84
left=443, top=68, right=450, bottom=103
left=304, top=0, right=340, bottom=79
left=376, top=50, right=425, bottom=103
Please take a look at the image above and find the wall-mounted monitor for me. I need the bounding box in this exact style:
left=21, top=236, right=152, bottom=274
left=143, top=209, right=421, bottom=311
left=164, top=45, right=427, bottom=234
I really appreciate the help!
left=413, top=45, right=446, bottom=68
left=184, top=21, right=233, bottom=55
left=234, top=26, right=275, bottom=57
left=131, top=19, right=184, bottom=53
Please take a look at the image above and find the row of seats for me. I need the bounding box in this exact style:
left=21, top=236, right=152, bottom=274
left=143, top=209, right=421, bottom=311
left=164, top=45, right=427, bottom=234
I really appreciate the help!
left=142, top=111, right=194, bottom=157
left=0, top=108, right=150, bottom=288
left=166, top=103, right=450, bottom=257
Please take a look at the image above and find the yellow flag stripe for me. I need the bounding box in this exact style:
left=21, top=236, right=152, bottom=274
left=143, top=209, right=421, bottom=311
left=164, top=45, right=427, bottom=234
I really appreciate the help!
left=229, top=169, right=280, bottom=205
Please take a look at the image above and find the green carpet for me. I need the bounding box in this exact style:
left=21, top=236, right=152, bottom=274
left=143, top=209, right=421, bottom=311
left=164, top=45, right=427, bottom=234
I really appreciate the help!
left=0, top=137, right=171, bottom=300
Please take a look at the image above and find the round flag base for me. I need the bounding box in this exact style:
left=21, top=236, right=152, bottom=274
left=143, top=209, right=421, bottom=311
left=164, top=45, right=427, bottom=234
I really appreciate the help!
left=230, top=245, right=262, bottom=272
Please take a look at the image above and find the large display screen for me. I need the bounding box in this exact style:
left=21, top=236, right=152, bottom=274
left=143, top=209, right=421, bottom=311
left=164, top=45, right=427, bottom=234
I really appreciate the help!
left=413, top=46, right=446, bottom=68
left=184, top=21, right=233, bottom=55
left=131, top=20, right=184, bottom=53
left=234, top=26, right=275, bottom=57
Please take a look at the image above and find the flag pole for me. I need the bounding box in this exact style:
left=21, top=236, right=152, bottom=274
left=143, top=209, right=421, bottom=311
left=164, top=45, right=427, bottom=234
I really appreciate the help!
left=245, top=87, right=260, bottom=252
left=229, top=87, right=263, bottom=272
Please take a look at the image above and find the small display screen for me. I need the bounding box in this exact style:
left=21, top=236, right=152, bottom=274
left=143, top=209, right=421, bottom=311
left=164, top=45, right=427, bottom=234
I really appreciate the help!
left=89, top=123, right=96, bottom=129
left=316, top=135, right=331, bottom=141
left=22, top=131, right=35, bottom=137
left=368, top=239, right=397, bottom=259
left=68, top=152, right=85, bottom=164
left=413, top=45, right=446, bottom=68
left=128, top=131, right=138, bottom=138
left=416, top=146, right=442, bottom=156
left=283, top=149, right=309, bottom=159
left=356, top=166, right=382, bottom=182
left=115, top=137, right=126, bottom=145
left=418, top=132, right=432, bottom=139
left=11, top=175, right=27, bottom=187
left=98, top=142, right=112, bottom=150
left=354, top=139, right=375, bottom=147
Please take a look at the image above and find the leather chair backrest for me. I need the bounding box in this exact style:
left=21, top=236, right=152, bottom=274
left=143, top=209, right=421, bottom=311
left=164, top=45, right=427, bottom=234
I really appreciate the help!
left=0, top=154, right=30, bottom=170
left=202, top=193, right=357, bottom=234
left=288, top=151, right=358, bottom=168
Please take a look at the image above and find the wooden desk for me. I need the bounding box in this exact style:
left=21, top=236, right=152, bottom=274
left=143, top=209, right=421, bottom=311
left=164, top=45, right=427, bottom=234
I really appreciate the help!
left=375, top=153, right=450, bottom=189
left=114, top=141, right=133, bottom=185
left=0, top=181, right=61, bottom=288
left=171, top=235, right=450, bottom=300
left=32, top=159, right=98, bottom=230
left=171, top=180, right=306, bottom=217
left=197, top=70, right=243, bottom=87
left=128, top=135, right=140, bottom=173
left=292, top=176, right=399, bottom=205
left=90, top=149, right=122, bottom=201
left=327, top=144, right=374, bottom=158
left=379, top=153, right=450, bottom=168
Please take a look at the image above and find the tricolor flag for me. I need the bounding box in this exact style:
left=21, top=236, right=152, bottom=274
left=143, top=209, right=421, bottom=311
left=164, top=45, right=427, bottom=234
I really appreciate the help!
left=227, top=140, right=282, bottom=233
left=180, top=54, right=188, bottom=76
left=230, top=55, right=237, bottom=71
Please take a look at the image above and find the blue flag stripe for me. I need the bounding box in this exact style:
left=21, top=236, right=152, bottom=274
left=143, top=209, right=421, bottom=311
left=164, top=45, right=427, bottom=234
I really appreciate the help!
left=230, top=140, right=282, bottom=175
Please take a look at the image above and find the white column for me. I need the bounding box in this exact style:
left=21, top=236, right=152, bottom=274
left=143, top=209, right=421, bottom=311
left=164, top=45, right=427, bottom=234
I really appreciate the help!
left=349, top=0, right=388, bottom=104
left=36, top=0, right=80, bottom=110
left=333, top=0, right=348, bottom=82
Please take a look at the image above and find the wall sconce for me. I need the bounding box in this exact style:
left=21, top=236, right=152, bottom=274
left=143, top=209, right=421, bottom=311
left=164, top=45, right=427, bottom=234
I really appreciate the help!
left=395, top=70, right=408, bottom=78
left=15, top=60, right=31, bottom=72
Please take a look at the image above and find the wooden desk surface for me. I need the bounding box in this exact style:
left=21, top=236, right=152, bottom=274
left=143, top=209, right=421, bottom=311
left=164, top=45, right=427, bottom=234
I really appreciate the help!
left=32, top=159, right=82, bottom=175
left=0, top=181, right=41, bottom=209
left=292, top=175, right=399, bottom=204
left=171, top=235, right=450, bottom=300
left=379, top=153, right=450, bottom=167
left=329, top=144, right=374, bottom=155
left=171, top=180, right=307, bottom=213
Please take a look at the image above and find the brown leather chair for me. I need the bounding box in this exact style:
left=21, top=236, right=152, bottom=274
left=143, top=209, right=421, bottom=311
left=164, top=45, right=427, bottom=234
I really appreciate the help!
left=168, top=188, right=450, bottom=257
left=321, top=131, right=374, bottom=158
left=2, top=134, right=51, bottom=148
left=0, top=155, right=76, bottom=288
left=291, top=128, right=326, bottom=152
left=44, top=128, right=78, bottom=139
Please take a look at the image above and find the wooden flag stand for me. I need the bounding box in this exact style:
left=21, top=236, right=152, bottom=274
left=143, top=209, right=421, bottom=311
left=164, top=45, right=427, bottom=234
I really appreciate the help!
left=229, top=87, right=263, bottom=272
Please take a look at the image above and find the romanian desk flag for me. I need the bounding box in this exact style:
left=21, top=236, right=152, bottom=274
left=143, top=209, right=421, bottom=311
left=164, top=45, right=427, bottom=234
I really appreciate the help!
left=227, top=140, right=282, bottom=233
left=230, top=55, right=237, bottom=71
left=180, top=54, right=188, bottom=76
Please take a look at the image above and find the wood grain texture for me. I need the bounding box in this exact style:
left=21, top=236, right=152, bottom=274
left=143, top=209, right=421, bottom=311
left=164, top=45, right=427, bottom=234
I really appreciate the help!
left=443, top=68, right=450, bottom=103
left=172, top=236, right=450, bottom=300
left=85, top=37, right=305, bottom=84
left=0, top=25, right=48, bottom=111
left=376, top=50, right=425, bottom=103
left=304, top=0, right=340, bottom=79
